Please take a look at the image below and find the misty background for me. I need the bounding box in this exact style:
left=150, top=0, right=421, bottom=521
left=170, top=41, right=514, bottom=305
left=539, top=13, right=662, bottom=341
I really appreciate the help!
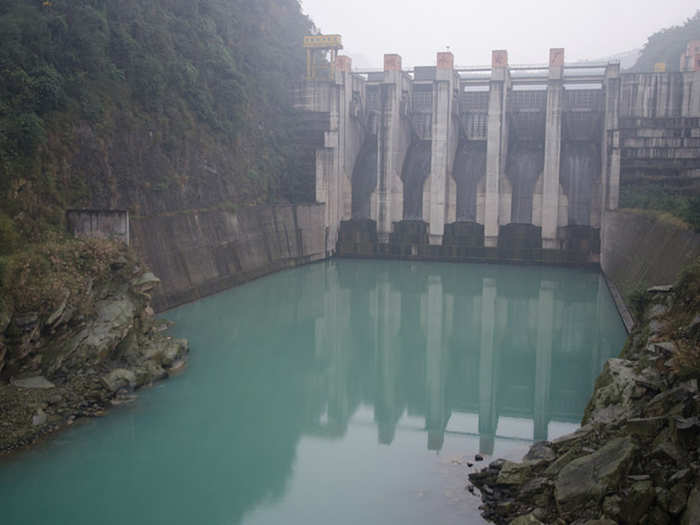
left=300, top=0, right=698, bottom=68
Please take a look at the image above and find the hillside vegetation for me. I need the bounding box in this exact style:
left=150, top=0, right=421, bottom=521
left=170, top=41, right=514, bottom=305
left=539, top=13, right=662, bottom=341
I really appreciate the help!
left=632, top=10, right=700, bottom=71
left=0, top=0, right=315, bottom=253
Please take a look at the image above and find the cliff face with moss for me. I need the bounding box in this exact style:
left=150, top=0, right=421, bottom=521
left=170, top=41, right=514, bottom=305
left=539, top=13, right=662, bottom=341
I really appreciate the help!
left=0, top=0, right=315, bottom=251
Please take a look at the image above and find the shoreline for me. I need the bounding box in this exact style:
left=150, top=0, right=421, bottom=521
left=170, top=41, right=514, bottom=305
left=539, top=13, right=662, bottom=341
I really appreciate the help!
left=468, top=276, right=700, bottom=524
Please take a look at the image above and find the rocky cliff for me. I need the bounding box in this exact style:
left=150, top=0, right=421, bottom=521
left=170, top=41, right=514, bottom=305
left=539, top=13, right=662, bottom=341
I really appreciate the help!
left=469, top=260, right=700, bottom=524
left=0, top=239, right=188, bottom=454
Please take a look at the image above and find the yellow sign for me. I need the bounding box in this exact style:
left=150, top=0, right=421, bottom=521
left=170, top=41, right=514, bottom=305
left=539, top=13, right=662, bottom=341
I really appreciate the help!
left=303, top=35, right=343, bottom=50
left=654, top=62, right=667, bottom=73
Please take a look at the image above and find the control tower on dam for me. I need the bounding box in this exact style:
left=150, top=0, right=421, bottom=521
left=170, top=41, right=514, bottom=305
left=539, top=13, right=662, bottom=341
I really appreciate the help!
left=294, top=38, right=700, bottom=265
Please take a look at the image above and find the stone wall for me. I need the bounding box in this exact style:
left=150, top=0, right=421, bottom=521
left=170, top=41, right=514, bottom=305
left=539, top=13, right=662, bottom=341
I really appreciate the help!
left=130, top=204, right=327, bottom=312
left=602, top=209, right=700, bottom=299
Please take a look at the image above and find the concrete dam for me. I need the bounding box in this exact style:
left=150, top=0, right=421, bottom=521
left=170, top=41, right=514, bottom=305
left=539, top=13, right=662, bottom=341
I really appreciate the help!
left=294, top=45, right=700, bottom=266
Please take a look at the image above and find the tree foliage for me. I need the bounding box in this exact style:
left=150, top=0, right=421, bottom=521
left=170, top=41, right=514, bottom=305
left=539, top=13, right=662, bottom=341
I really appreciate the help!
left=0, top=0, right=316, bottom=247
left=632, top=10, right=700, bottom=71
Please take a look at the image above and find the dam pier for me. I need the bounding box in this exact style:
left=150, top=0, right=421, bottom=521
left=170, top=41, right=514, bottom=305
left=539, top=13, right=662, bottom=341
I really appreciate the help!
left=294, top=43, right=700, bottom=265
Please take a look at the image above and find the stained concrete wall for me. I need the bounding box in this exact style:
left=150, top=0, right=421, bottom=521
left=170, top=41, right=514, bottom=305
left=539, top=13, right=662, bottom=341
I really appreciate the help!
left=66, top=209, right=130, bottom=245
left=130, top=204, right=326, bottom=312
left=299, top=50, right=700, bottom=263
left=294, top=57, right=367, bottom=254
left=601, top=209, right=700, bottom=299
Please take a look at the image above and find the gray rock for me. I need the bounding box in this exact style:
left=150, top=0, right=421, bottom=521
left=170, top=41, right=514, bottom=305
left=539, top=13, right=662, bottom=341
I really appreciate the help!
left=583, top=359, right=643, bottom=425
left=101, top=369, right=137, bottom=392
left=0, top=297, right=12, bottom=334
left=552, top=424, right=594, bottom=448
left=625, top=416, right=666, bottom=438
left=509, top=513, right=543, bottom=525
left=646, top=387, right=691, bottom=418
left=46, top=290, right=70, bottom=327
left=647, top=285, right=673, bottom=293
left=496, top=460, right=534, bottom=486
left=584, top=520, right=617, bottom=525
left=524, top=442, right=556, bottom=463
left=669, top=483, right=690, bottom=516
left=555, top=437, right=637, bottom=516
left=647, top=506, right=671, bottom=525
left=131, top=272, right=160, bottom=293
left=602, top=494, right=622, bottom=519
left=545, top=448, right=583, bottom=477
left=162, top=338, right=188, bottom=368
left=32, top=408, right=48, bottom=426
left=621, top=480, right=655, bottom=524
left=648, top=303, right=669, bottom=319
left=11, top=376, right=55, bottom=389
left=681, top=484, right=700, bottom=525
left=167, top=359, right=187, bottom=377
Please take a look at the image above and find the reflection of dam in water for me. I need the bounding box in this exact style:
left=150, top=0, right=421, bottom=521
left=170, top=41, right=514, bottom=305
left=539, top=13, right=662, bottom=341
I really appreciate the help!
left=0, top=260, right=628, bottom=525
left=308, top=260, right=625, bottom=454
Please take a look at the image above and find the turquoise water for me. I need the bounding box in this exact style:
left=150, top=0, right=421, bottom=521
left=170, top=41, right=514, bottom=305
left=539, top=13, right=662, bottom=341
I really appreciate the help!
left=0, top=260, right=627, bottom=524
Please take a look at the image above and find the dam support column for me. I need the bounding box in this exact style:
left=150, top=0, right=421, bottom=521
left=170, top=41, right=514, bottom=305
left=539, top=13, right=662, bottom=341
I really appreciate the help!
left=485, top=51, right=510, bottom=248
left=542, top=49, right=564, bottom=249
left=602, top=63, right=621, bottom=211
left=375, top=54, right=405, bottom=243
left=295, top=55, right=366, bottom=255
left=428, top=52, right=457, bottom=245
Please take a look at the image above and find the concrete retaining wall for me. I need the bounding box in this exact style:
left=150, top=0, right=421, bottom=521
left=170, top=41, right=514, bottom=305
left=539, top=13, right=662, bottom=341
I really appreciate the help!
left=130, top=204, right=327, bottom=312
left=66, top=209, right=130, bottom=245
left=602, top=209, right=700, bottom=299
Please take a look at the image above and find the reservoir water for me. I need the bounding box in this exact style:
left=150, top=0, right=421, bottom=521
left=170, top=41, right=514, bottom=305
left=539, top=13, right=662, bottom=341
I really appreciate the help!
left=0, top=260, right=627, bottom=524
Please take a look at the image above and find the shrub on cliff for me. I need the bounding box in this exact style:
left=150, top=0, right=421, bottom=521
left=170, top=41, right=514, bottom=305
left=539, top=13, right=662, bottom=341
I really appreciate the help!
left=0, top=237, right=137, bottom=317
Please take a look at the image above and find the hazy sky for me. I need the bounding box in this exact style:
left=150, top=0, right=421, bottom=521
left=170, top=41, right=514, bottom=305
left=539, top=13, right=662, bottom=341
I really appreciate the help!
left=300, top=0, right=698, bottom=68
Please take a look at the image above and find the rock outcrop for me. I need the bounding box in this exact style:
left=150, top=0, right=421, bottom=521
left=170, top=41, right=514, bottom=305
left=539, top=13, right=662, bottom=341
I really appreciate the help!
left=0, top=239, right=188, bottom=454
left=469, top=261, right=700, bottom=524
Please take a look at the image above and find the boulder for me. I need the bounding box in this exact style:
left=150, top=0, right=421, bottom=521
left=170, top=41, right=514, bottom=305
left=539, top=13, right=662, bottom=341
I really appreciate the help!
left=645, top=387, right=691, bottom=418
left=624, top=416, right=666, bottom=439
left=101, top=368, right=137, bottom=392
left=669, top=483, right=690, bottom=516
left=131, top=272, right=160, bottom=294
left=496, top=461, right=534, bottom=486
left=620, top=480, right=655, bottom=524
left=161, top=338, right=188, bottom=368
left=32, top=408, right=48, bottom=426
left=681, top=483, right=700, bottom=525
left=555, top=437, right=637, bottom=516
left=524, top=442, right=556, bottom=463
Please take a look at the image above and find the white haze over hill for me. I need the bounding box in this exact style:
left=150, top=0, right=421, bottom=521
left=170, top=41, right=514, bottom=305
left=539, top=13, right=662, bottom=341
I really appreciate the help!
left=300, top=0, right=696, bottom=68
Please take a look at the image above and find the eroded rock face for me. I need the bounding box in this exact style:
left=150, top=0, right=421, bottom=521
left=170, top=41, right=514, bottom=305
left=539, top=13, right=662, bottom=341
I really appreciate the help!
left=0, top=242, right=189, bottom=454
left=469, top=283, right=700, bottom=524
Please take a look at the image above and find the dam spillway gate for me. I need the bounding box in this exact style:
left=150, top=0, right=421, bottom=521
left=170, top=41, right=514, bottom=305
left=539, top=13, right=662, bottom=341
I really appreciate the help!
left=293, top=44, right=700, bottom=266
